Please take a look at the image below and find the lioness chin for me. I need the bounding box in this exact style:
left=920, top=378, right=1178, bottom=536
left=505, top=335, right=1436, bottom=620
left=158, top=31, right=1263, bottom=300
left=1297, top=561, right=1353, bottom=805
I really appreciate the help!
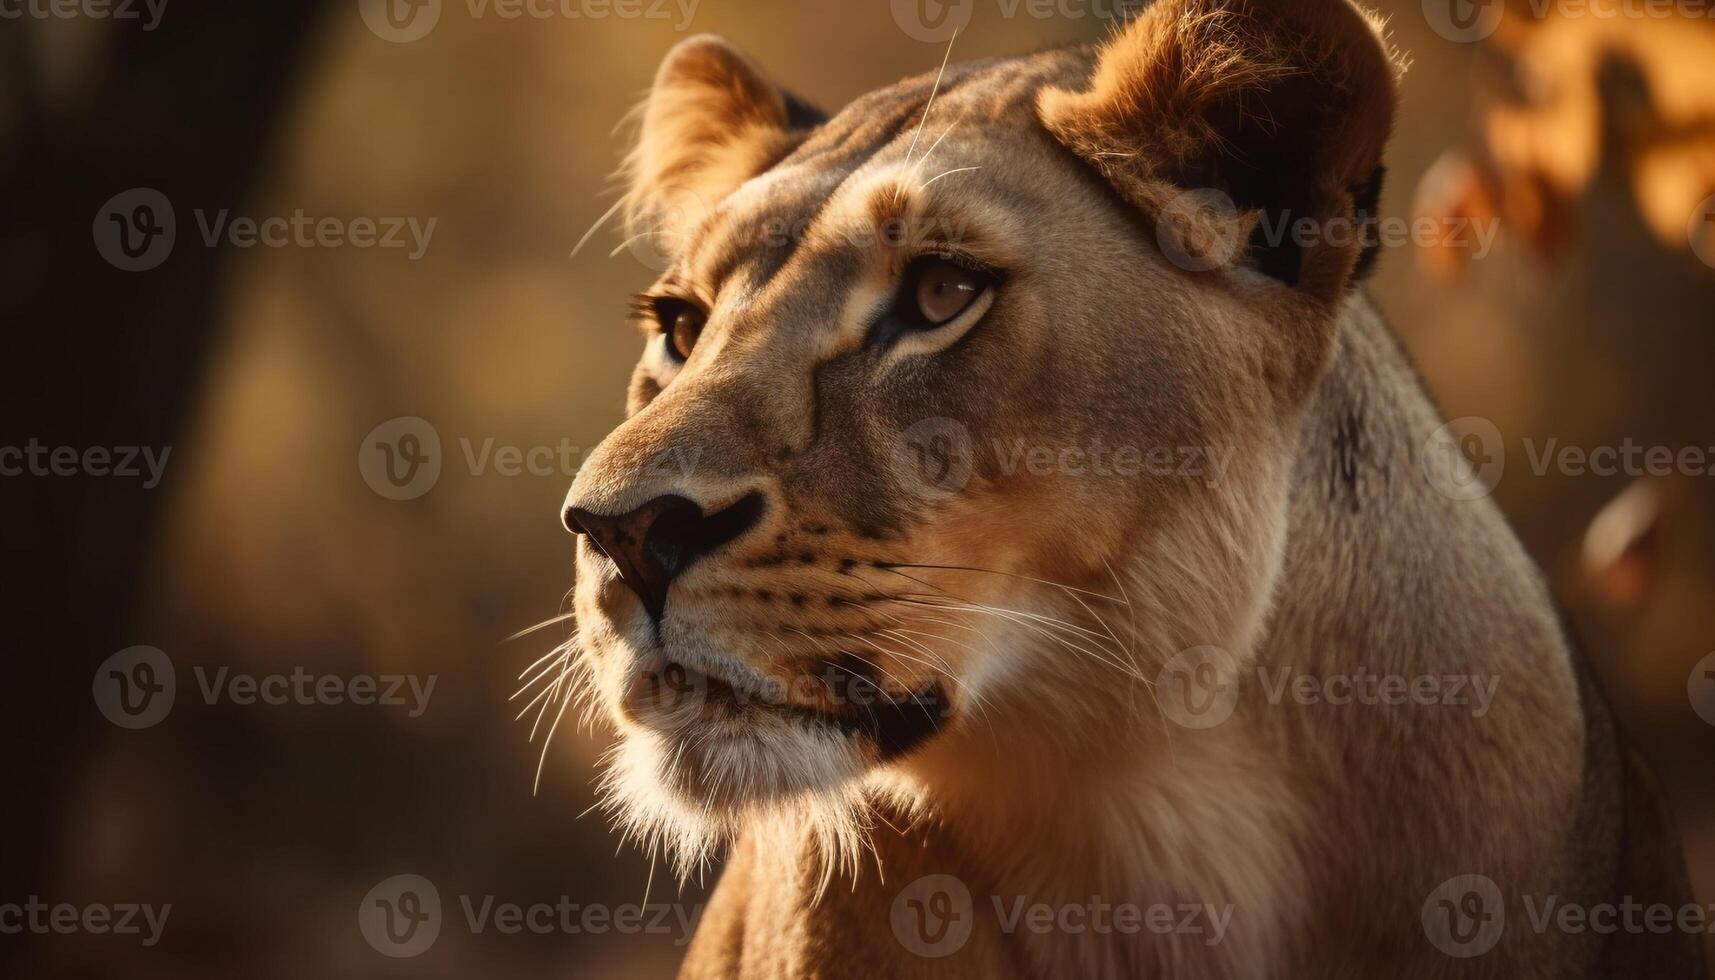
left=555, top=1, right=1706, bottom=976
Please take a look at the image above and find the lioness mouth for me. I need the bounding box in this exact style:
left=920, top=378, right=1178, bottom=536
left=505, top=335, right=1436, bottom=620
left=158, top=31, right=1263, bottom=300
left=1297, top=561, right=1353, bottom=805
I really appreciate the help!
left=633, top=656, right=951, bottom=762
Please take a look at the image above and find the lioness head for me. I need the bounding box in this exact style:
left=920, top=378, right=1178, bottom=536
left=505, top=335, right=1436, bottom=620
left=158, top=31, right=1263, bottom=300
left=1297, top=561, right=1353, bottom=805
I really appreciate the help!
left=559, top=0, right=1400, bottom=873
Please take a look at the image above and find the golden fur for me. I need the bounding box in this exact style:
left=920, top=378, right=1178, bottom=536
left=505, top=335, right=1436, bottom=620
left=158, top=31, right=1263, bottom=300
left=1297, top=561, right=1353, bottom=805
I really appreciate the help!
left=554, top=2, right=1705, bottom=976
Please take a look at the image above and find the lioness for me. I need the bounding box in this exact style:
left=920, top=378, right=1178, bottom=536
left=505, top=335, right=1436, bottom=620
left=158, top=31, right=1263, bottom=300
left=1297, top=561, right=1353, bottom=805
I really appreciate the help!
left=554, top=0, right=1705, bottom=975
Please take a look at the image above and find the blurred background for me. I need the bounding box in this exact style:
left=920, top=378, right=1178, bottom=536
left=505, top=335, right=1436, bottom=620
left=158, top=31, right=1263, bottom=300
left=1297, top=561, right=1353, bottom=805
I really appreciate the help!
left=2, top=0, right=1712, bottom=976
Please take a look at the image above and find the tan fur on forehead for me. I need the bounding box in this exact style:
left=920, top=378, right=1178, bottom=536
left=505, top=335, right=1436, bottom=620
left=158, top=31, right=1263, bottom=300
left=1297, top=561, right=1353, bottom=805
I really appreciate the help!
left=804, top=165, right=1027, bottom=275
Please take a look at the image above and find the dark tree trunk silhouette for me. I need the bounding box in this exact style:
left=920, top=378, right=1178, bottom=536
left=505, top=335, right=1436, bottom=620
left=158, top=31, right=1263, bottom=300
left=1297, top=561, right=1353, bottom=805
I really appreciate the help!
left=0, top=4, right=337, bottom=969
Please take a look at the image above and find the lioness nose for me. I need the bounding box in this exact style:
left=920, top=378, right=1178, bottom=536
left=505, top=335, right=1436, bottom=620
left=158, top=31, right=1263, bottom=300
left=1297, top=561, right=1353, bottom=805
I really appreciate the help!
left=563, top=492, right=765, bottom=618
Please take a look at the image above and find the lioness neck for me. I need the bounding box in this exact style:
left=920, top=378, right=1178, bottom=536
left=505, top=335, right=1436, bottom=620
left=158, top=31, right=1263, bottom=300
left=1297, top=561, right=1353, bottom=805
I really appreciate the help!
left=695, top=294, right=1586, bottom=979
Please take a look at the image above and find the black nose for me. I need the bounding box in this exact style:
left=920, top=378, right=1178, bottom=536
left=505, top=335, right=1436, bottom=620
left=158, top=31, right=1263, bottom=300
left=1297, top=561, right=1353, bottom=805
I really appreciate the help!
left=564, top=492, right=765, bottom=618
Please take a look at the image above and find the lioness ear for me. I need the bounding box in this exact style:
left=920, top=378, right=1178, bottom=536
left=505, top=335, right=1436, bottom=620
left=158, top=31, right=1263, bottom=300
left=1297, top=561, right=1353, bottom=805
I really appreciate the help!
left=1039, top=0, right=1402, bottom=301
left=625, top=35, right=821, bottom=258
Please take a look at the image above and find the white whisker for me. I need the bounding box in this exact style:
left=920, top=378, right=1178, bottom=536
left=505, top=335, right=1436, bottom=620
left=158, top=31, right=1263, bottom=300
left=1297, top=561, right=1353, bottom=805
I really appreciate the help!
left=898, top=29, right=959, bottom=206
left=570, top=195, right=627, bottom=260
left=919, top=166, right=981, bottom=191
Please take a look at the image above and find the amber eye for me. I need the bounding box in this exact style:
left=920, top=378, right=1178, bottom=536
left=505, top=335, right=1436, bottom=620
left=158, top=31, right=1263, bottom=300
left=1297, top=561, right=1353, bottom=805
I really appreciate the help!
left=911, top=257, right=986, bottom=326
left=867, top=254, right=1000, bottom=350
left=656, top=300, right=704, bottom=362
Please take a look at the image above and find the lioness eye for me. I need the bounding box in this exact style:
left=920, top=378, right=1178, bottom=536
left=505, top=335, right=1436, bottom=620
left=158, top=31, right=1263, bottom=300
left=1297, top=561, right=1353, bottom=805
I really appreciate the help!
left=912, top=258, right=984, bottom=325
left=869, top=254, right=1000, bottom=350
left=654, top=299, right=704, bottom=362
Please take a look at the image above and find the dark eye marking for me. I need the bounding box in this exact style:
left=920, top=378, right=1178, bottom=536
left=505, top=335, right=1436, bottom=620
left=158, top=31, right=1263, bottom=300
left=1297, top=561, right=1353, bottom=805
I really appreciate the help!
left=631, top=293, right=707, bottom=363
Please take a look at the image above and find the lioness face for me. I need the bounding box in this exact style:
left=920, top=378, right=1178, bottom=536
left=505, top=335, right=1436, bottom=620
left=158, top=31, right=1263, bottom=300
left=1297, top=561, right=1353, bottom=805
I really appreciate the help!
left=563, top=8, right=1396, bottom=858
